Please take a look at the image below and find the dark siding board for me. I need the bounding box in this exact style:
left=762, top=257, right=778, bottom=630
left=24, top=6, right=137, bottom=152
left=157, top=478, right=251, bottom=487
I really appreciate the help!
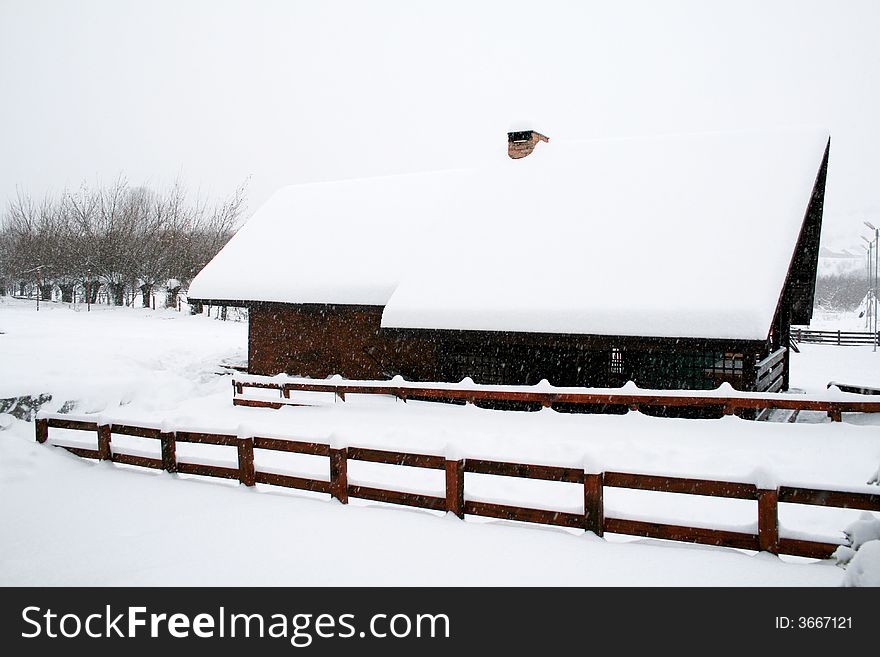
left=248, top=304, right=438, bottom=380
left=248, top=304, right=767, bottom=394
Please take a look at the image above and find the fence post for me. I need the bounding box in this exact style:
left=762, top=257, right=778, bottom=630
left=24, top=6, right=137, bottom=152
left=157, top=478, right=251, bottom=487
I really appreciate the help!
left=35, top=417, right=49, bottom=443
left=827, top=409, right=842, bottom=423
left=238, top=436, right=255, bottom=486
left=330, top=448, right=348, bottom=503
left=97, top=424, right=112, bottom=460
left=758, top=489, right=779, bottom=554
left=584, top=472, right=604, bottom=536
left=445, top=459, right=465, bottom=519
left=160, top=431, right=177, bottom=473
left=837, top=330, right=841, bottom=345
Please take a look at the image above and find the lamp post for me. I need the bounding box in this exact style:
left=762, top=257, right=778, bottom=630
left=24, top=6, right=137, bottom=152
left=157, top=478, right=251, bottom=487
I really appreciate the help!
left=861, top=236, right=873, bottom=333
left=861, top=243, right=871, bottom=333
left=865, top=222, right=879, bottom=351
left=20, top=265, right=45, bottom=311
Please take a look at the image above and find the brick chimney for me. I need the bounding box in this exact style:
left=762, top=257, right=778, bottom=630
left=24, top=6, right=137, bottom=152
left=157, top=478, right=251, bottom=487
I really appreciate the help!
left=507, top=130, right=549, bottom=159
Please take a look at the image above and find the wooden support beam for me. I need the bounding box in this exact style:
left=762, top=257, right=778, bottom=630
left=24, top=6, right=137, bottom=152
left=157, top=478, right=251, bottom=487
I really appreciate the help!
left=97, top=424, right=112, bottom=460
left=238, top=437, right=255, bottom=486
left=112, top=453, right=163, bottom=469
left=778, top=487, right=880, bottom=511
left=605, top=517, right=760, bottom=551
left=465, top=459, right=582, bottom=483
left=160, top=431, right=177, bottom=473
left=604, top=471, right=759, bottom=500
left=234, top=398, right=285, bottom=409
left=758, top=489, right=779, bottom=554
left=445, top=459, right=465, bottom=518
left=347, top=446, right=445, bottom=469
left=330, top=448, right=348, bottom=504
left=177, top=462, right=239, bottom=479
left=175, top=431, right=239, bottom=446
left=254, top=437, right=330, bottom=456
left=464, top=500, right=584, bottom=529
left=584, top=472, right=604, bottom=536
left=35, top=418, right=48, bottom=443
left=348, top=485, right=446, bottom=511
left=254, top=472, right=331, bottom=494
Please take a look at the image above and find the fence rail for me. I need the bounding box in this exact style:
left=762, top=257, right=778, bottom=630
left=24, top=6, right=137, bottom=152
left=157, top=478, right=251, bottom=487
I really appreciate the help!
left=755, top=347, right=786, bottom=394
left=231, top=377, right=880, bottom=422
left=793, top=328, right=880, bottom=346
left=35, top=415, right=880, bottom=560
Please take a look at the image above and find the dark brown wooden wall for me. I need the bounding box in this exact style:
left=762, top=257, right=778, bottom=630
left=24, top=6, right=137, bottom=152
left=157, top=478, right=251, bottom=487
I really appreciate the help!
left=248, top=304, right=438, bottom=379
left=248, top=303, right=765, bottom=393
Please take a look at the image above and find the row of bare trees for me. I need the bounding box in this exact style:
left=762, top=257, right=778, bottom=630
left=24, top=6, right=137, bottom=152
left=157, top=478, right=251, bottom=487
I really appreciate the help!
left=814, top=272, right=872, bottom=313
left=0, top=177, right=246, bottom=307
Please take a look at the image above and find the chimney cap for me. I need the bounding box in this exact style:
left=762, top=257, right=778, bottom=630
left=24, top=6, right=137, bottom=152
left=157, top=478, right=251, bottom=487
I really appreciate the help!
left=507, top=130, right=549, bottom=159
left=508, top=130, right=534, bottom=143
left=507, top=129, right=549, bottom=143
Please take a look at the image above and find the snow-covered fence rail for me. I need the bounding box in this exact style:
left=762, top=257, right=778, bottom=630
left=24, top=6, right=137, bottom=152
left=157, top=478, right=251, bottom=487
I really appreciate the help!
left=231, top=375, right=880, bottom=422
left=34, top=414, right=880, bottom=560
left=793, top=328, right=880, bottom=346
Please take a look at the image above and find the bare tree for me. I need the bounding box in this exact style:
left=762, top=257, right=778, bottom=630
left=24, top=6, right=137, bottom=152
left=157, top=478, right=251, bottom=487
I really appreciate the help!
left=0, top=176, right=248, bottom=308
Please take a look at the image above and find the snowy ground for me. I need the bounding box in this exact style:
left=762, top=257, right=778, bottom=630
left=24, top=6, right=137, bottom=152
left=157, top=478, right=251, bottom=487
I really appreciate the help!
left=805, top=307, right=873, bottom=332
left=1, top=297, right=878, bottom=586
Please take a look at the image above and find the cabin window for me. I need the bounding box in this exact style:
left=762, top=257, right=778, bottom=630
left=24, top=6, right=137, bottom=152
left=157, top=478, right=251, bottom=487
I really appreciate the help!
left=610, top=348, right=624, bottom=376
left=626, top=351, right=743, bottom=390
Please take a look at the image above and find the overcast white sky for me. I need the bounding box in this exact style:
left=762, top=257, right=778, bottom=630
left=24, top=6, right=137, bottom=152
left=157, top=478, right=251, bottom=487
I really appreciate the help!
left=1, top=0, right=879, bottom=249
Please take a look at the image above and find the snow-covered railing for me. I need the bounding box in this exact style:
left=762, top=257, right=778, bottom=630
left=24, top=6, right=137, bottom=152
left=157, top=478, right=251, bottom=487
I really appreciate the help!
left=231, top=374, right=880, bottom=422
left=34, top=413, right=880, bottom=560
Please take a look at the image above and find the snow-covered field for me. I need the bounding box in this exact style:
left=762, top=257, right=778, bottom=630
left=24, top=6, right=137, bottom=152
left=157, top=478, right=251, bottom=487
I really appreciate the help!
left=1, top=297, right=878, bottom=586
left=804, top=307, right=874, bottom=333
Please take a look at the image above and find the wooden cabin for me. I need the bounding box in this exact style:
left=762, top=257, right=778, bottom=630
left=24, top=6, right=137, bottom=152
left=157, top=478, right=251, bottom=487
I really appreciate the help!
left=189, top=128, right=829, bottom=395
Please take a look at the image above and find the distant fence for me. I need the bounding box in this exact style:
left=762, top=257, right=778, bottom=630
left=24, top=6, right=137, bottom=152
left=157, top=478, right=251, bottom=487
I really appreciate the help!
left=231, top=376, right=880, bottom=422
left=793, top=328, right=880, bottom=346
left=35, top=414, right=880, bottom=560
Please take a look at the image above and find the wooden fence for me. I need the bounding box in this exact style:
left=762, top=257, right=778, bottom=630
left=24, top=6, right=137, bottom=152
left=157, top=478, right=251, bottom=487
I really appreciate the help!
left=793, top=328, right=880, bottom=346
left=755, top=347, right=785, bottom=395
left=231, top=377, right=880, bottom=423
left=35, top=415, right=880, bottom=560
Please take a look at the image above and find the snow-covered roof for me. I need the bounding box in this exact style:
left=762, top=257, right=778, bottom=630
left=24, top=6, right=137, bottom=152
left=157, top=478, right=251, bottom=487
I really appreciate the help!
left=188, top=128, right=829, bottom=341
